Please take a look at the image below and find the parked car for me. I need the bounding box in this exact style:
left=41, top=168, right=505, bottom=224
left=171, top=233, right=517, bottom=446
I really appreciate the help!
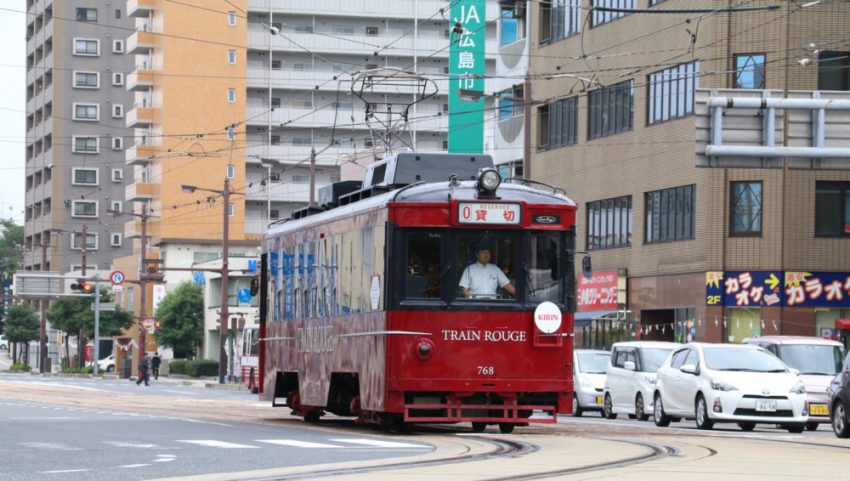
left=654, top=343, right=808, bottom=432
left=97, top=353, right=115, bottom=372
left=603, top=341, right=680, bottom=421
left=744, top=336, right=845, bottom=430
left=828, top=351, right=850, bottom=438
left=0, top=335, right=7, bottom=351
left=573, top=349, right=609, bottom=416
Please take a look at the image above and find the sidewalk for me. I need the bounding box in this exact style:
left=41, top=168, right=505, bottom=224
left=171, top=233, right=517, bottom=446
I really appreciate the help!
left=16, top=370, right=252, bottom=391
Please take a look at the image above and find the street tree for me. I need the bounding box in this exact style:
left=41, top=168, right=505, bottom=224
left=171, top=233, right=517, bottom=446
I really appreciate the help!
left=0, top=218, right=23, bottom=279
left=46, top=287, right=134, bottom=367
left=4, top=302, right=39, bottom=365
left=154, top=281, right=204, bottom=359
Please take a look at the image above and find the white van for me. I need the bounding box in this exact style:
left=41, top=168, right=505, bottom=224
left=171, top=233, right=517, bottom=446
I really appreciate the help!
left=603, top=341, right=680, bottom=420
left=0, top=334, right=8, bottom=351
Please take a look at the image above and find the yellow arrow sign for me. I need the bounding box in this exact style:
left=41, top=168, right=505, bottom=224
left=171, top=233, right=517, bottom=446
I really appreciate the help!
left=766, top=273, right=780, bottom=291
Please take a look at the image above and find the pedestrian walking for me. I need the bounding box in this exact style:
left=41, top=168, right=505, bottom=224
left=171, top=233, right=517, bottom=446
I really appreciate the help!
left=151, top=352, right=161, bottom=380
left=136, top=353, right=150, bottom=386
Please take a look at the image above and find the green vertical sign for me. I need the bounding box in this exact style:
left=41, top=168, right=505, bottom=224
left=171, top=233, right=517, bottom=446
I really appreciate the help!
left=448, top=0, right=486, bottom=154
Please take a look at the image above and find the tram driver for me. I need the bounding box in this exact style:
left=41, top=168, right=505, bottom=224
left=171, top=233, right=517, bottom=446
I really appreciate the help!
left=459, top=247, right=516, bottom=299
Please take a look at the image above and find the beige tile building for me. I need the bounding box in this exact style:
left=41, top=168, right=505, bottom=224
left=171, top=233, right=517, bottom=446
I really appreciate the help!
left=528, top=0, right=850, bottom=344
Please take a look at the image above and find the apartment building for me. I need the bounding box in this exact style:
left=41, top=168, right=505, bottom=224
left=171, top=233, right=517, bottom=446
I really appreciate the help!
left=529, top=0, right=850, bottom=344
left=24, top=0, right=134, bottom=273
left=243, top=0, right=497, bottom=231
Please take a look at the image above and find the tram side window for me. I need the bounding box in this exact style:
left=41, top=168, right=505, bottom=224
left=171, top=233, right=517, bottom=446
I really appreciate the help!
left=528, top=231, right=564, bottom=304
left=405, top=232, right=442, bottom=299
left=456, top=231, right=518, bottom=300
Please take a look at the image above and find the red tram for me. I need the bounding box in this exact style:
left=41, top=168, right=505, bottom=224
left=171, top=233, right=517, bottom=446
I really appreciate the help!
left=258, top=153, right=581, bottom=432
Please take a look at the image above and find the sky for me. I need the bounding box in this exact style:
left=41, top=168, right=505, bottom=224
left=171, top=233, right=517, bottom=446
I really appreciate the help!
left=0, top=5, right=26, bottom=225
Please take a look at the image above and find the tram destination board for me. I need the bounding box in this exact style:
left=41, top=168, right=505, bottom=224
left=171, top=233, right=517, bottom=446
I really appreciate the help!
left=454, top=201, right=522, bottom=226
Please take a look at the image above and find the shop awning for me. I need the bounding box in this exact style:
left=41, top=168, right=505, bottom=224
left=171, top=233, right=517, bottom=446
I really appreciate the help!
left=574, top=310, right=617, bottom=328
left=836, top=319, right=850, bottom=330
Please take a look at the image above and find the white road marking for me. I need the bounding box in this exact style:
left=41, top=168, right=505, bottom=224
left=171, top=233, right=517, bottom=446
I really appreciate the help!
left=9, top=417, right=77, bottom=421
left=41, top=469, right=92, bottom=474
left=163, top=389, right=200, bottom=395
left=154, top=455, right=177, bottom=463
left=330, top=438, right=428, bottom=448
left=103, top=441, right=157, bottom=449
left=118, top=464, right=150, bottom=469
left=257, top=439, right=342, bottom=449
left=20, top=442, right=81, bottom=451
left=182, top=418, right=232, bottom=427
left=177, top=440, right=258, bottom=449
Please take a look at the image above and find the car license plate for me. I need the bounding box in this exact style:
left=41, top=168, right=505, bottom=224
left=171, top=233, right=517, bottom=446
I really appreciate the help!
left=810, top=404, right=829, bottom=416
left=596, top=396, right=603, bottom=405
left=755, top=400, right=777, bottom=412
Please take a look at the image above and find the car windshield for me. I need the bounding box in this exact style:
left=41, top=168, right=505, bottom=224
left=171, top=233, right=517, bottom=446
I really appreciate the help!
left=776, top=344, right=845, bottom=375
left=577, top=352, right=609, bottom=374
left=704, top=348, right=788, bottom=372
left=640, top=348, right=673, bottom=372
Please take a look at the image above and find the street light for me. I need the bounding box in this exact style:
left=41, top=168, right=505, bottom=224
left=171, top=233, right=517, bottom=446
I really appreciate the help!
left=180, top=179, right=242, bottom=384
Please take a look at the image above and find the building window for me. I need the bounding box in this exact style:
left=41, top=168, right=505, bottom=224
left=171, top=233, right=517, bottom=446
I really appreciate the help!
left=537, top=105, right=549, bottom=150
left=73, top=103, right=99, bottom=121
left=226, top=127, right=236, bottom=141
left=72, top=168, right=98, bottom=185
left=226, top=164, right=235, bottom=179
left=591, top=0, right=633, bottom=27
left=111, top=233, right=123, bottom=247
left=72, top=136, right=98, bottom=153
left=818, top=51, right=850, bottom=91
left=71, top=233, right=98, bottom=250
left=227, top=50, right=236, bottom=64
left=648, top=61, right=699, bottom=125
left=735, top=54, right=765, bottom=89
left=112, top=39, right=124, bottom=53
left=111, top=200, right=122, bottom=212
left=587, top=195, right=632, bottom=250
left=75, top=8, right=97, bottom=22
left=227, top=88, right=236, bottom=102
left=588, top=80, right=633, bottom=140
left=270, top=209, right=280, bottom=219
left=112, top=73, right=124, bottom=86
left=500, top=7, right=518, bottom=46
left=271, top=60, right=282, bottom=70
left=546, top=96, right=578, bottom=149
left=645, top=184, right=696, bottom=244
left=366, top=26, right=379, bottom=36
left=227, top=11, right=237, bottom=26
left=271, top=97, right=281, bottom=108
left=112, top=104, right=124, bottom=118
left=227, top=203, right=235, bottom=216
left=270, top=135, right=280, bottom=145
left=115, top=9, right=122, bottom=19
left=73, top=38, right=100, bottom=56
left=293, top=25, right=313, bottom=33
left=815, top=181, right=850, bottom=236
left=73, top=71, right=99, bottom=88
left=111, top=169, right=123, bottom=182
left=542, top=0, right=581, bottom=45
left=332, top=26, right=355, bottom=35
left=71, top=200, right=99, bottom=218
left=442, top=140, right=449, bottom=150
left=730, top=181, right=762, bottom=235
left=112, top=137, right=123, bottom=150
left=270, top=172, right=281, bottom=182
left=498, top=85, right=524, bottom=121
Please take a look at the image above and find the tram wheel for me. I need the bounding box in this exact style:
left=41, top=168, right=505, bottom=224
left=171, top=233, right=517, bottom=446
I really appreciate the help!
left=304, top=410, right=321, bottom=423
left=471, top=422, right=487, bottom=433
left=498, top=423, right=515, bottom=434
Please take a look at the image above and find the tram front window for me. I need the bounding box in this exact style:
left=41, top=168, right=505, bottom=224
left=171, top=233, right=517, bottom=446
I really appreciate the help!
left=405, top=232, right=442, bottom=299
left=457, top=232, right=517, bottom=300
left=527, top=232, right=564, bottom=303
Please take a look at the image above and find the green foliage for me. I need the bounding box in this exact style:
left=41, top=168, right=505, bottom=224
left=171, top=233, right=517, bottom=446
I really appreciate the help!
left=46, top=287, right=135, bottom=339
left=9, top=363, right=31, bottom=372
left=0, top=218, right=24, bottom=279
left=154, top=282, right=204, bottom=359
left=185, top=360, right=219, bottom=377
left=61, top=366, right=93, bottom=374
left=4, top=303, right=39, bottom=343
left=169, top=359, right=188, bottom=375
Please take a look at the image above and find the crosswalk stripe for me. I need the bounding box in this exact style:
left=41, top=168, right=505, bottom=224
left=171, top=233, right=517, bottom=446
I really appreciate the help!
left=20, top=442, right=81, bottom=451
left=329, top=438, right=428, bottom=448
left=257, top=439, right=342, bottom=449
left=177, top=440, right=258, bottom=449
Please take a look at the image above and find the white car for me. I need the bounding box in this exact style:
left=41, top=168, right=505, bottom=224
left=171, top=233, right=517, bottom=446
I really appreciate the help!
left=572, top=349, right=609, bottom=416
left=97, top=354, right=115, bottom=372
left=0, top=335, right=8, bottom=351
left=653, top=343, right=809, bottom=432
left=603, top=341, right=680, bottom=421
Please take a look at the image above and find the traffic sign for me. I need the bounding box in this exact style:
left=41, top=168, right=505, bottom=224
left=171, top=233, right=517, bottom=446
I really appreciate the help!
left=141, top=318, right=155, bottom=331
left=110, top=270, right=126, bottom=286
left=237, top=288, right=252, bottom=303
left=91, top=302, right=116, bottom=312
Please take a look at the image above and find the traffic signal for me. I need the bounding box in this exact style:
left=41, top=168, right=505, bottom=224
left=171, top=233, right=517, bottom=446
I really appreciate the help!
left=250, top=277, right=259, bottom=296
left=154, top=320, right=161, bottom=334
left=70, top=279, right=94, bottom=293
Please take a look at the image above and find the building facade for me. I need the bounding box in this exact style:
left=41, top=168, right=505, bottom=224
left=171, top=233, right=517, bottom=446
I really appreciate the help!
left=25, top=0, right=135, bottom=273
left=529, top=0, right=850, bottom=345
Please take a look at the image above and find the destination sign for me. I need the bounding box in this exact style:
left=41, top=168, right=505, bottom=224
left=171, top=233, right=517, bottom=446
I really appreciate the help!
left=456, top=202, right=522, bottom=226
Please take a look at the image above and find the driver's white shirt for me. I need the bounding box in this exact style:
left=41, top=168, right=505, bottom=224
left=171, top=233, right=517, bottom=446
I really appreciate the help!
left=459, top=262, right=510, bottom=297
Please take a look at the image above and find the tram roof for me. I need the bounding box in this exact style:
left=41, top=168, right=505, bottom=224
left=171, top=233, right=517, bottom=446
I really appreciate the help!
left=265, top=180, right=576, bottom=238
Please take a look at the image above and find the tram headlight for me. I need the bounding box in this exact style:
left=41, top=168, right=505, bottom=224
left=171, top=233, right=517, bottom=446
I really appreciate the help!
left=416, top=338, right=435, bottom=361
left=477, top=168, right=501, bottom=196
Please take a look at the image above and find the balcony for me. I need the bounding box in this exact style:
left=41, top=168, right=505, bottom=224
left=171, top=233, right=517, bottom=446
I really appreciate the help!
left=246, top=67, right=450, bottom=96
left=126, top=181, right=155, bottom=202
left=127, top=0, right=155, bottom=17
left=247, top=0, right=448, bottom=20
left=246, top=144, right=354, bottom=165
left=125, top=144, right=158, bottom=166
left=126, top=107, right=156, bottom=128
left=127, top=69, right=155, bottom=91
left=244, top=180, right=332, bottom=203
left=127, top=31, right=155, bottom=54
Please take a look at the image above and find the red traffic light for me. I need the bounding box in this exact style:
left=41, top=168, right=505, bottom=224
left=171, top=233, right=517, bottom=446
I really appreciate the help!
left=70, top=280, right=94, bottom=293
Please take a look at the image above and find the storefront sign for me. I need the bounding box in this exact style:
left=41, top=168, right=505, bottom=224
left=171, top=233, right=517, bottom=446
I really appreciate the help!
left=578, top=270, right=618, bottom=311
left=455, top=202, right=521, bottom=225
left=448, top=0, right=486, bottom=154
left=705, top=271, right=783, bottom=307
left=785, top=271, right=850, bottom=308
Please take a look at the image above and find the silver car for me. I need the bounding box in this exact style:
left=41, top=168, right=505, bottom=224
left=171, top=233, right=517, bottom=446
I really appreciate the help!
left=573, top=349, right=609, bottom=416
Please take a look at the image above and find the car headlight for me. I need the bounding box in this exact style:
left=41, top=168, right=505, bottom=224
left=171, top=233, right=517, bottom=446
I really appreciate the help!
left=643, top=375, right=656, bottom=385
left=789, top=382, right=806, bottom=395
left=710, top=378, right=738, bottom=392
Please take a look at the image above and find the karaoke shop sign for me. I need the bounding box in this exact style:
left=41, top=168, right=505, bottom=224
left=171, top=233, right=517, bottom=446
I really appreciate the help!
left=577, top=270, right=619, bottom=311
left=706, top=271, right=850, bottom=308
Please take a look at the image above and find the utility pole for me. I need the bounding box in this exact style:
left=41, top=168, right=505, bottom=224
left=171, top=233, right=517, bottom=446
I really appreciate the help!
left=309, top=147, right=317, bottom=207
left=79, top=224, right=87, bottom=369
left=38, top=236, right=48, bottom=373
